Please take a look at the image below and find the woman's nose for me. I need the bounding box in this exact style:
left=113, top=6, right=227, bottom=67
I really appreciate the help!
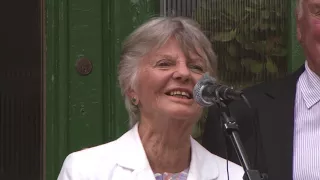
left=172, top=63, right=191, bottom=82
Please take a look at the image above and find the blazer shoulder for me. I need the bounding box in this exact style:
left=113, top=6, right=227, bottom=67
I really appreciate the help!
left=57, top=141, right=118, bottom=180
left=243, top=69, right=301, bottom=96
left=243, top=80, right=277, bottom=96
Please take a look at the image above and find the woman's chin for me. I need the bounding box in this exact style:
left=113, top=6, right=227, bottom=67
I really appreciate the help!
left=164, top=107, right=201, bottom=121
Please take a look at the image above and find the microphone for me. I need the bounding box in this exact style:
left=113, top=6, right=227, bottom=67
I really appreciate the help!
left=193, top=73, right=243, bottom=107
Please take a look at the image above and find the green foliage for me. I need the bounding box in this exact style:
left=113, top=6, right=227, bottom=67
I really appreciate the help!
left=191, top=0, right=288, bottom=141
left=193, top=0, right=288, bottom=79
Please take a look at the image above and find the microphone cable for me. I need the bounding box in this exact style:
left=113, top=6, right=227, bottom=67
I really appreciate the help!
left=221, top=93, right=260, bottom=180
left=241, top=94, right=259, bottom=169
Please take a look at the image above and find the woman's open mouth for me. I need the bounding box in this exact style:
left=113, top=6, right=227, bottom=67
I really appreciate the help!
left=165, top=90, right=193, bottom=99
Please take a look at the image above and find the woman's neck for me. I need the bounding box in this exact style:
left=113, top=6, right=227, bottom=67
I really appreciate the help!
left=138, top=119, right=193, bottom=173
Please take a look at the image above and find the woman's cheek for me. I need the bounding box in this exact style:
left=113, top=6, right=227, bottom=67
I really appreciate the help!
left=311, top=18, right=320, bottom=39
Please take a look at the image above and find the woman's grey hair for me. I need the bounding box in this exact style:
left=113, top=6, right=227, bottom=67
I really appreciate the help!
left=118, top=16, right=217, bottom=127
left=296, top=0, right=303, bottom=19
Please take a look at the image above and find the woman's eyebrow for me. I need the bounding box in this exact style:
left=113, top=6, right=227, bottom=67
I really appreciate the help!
left=155, top=54, right=178, bottom=60
left=188, top=56, right=205, bottom=63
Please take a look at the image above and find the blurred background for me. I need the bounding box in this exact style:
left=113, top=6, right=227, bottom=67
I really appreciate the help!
left=0, top=0, right=304, bottom=180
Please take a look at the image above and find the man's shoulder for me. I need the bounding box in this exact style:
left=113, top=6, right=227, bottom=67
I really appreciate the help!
left=243, top=66, right=304, bottom=96
left=223, top=72, right=299, bottom=117
left=244, top=77, right=284, bottom=94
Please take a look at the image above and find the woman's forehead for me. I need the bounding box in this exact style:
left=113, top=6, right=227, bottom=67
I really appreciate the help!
left=151, top=50, right=204, bottom=62
left=156, top=39, right=204, bottom=57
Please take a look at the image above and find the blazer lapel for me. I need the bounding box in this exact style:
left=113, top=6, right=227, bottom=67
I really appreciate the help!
left=188, top=138, right=219, bottom=180
left=258, top=65, right=305, bottom=180
left=115, top=124, right=156, bottom=180
left=115, top=124, right=221, bottom=180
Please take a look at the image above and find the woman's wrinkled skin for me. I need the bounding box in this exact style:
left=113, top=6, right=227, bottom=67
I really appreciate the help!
left=127, top=37, right=206, bottom=173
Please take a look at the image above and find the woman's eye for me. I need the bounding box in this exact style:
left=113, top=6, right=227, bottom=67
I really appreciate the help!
left=310, top=5, right=320, bottom=16
left=156, top=60, right=173, bottom=67
left=189, top=64, right=204, bottom=72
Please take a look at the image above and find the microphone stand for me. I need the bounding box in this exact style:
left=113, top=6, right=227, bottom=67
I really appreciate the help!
left=215, top=99, right=268, bottom=180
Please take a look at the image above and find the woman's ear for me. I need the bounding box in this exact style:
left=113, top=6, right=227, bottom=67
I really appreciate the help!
left=126, top=88, right=139, bottom=105
left=126, top=88, right=135, bottom=98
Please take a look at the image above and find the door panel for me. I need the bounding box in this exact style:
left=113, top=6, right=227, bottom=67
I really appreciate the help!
left=45, top=0, right=159, bottom=179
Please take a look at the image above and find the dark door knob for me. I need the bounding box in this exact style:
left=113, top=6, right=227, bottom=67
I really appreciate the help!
left=75, top=58, right=93, bottom=76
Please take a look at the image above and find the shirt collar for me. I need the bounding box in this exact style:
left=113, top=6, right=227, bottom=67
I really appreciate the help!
left=300, top=62, right=320, bottom=108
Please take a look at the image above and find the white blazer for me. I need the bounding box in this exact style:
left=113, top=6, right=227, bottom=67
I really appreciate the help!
left=58, top=124, right=244, bottom=180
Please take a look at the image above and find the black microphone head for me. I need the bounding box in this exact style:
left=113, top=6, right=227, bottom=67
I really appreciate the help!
left=193, top=73, right=217, bottom=107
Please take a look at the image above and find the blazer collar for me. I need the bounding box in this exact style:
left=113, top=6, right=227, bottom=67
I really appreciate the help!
left=115, top=123, right=220, bottom=179
left=189, top=138, right=219, bottom=179
left=115, top=123, right=150, bottom=172
left=265, top=65, right=305, bottom=98
left=300, top=62, right=320, bottom=108
left=255, top=64, right=305, bottom=179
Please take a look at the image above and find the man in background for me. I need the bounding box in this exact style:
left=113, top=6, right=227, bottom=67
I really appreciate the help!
left=202, top=0, right=320, bottom=179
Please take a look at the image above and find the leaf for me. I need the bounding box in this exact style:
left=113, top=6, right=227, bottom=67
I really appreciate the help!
left=245, top=7, right=256, bottom=12
left=261, top=10, right=270, bottom=19
left=252, top=41, right=267, bottom=54
left=227, top=44, right=238, bottom=57
left=224, top=57, right=238, bottom=71
left=225, top=4, right=245, bottom=20
left=241, top=58, right=255, bottom=69
left=243, top=43, right=254, bottom=50
left=251, top=23, right=260, bottom=30
left=249, top=0, right=259, bottom=5
left=259, top=23, right=269, bottom=30
left=241, top=13, right=251, bottom=22
left=236, top=34, right=246, bottom=43
left=272, top=48, right=287, bottom=56
left=212, top=30, right=237, bottom=42
left=241, top=58, right=263, bottom=73
left=250, top=62, right=264, bottom=73
left=270, top=24, right=277, bottom=31
left=266, top=58, right=279, bottom=73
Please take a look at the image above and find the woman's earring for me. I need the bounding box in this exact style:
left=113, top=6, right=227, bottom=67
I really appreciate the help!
left=131, top=97, right=138, bottom=105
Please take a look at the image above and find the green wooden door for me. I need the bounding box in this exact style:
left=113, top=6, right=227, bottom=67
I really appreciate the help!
left=45, top=0, right=303, bottom=179
left=45, top=0, right=159, bottom=179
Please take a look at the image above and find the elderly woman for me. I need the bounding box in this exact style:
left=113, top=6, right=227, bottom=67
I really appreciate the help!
left=58, top=16, right=244, bottom=180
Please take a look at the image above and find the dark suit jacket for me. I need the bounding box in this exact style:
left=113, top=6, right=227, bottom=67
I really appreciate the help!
left=202, top=66, right=305, bottom=180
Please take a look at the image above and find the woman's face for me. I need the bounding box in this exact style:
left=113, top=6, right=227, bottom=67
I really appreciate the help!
left=132, top=38, right=207, bottom=124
